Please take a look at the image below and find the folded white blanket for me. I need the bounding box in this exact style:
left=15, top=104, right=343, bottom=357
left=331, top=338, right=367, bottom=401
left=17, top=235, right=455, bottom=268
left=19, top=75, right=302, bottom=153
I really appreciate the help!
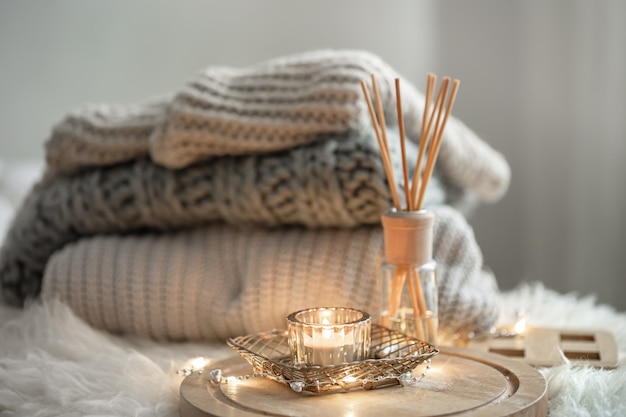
left=41, top=206, right=499, bottom=341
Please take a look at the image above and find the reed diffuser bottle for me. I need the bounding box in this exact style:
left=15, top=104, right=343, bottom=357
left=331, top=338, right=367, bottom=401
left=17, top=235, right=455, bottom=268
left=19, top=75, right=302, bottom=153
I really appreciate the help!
left=360, top=71, right=459, bottom=346
left=380, top=209, right=438, bottom=345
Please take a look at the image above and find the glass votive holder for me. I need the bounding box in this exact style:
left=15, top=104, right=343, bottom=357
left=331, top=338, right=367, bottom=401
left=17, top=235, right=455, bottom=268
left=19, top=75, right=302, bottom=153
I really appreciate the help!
left=287, top=307, right=372, bottom=367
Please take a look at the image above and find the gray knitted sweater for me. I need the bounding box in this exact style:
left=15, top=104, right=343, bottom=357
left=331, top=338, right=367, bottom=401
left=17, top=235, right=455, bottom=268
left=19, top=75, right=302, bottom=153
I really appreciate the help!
left=0, top=51, right=510, bottom=339
left=2, top=129, right=437, bottom=304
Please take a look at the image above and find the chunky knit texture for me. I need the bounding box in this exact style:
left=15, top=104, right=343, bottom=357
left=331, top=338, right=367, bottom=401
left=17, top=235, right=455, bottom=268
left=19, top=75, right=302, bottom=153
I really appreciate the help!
left=44, top=50, right=510, bottom=203
left=41, top=206, right=499, bottom=341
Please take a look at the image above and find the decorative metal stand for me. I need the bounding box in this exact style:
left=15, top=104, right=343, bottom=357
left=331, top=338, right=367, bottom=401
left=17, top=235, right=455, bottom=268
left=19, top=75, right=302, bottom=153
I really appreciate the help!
left=221, top=324, right=439, bottom=393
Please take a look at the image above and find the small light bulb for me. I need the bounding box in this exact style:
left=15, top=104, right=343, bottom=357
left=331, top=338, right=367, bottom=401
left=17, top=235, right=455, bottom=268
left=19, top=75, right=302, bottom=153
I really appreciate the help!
left=514, top=316, right=527, bottom=334
left=191, top=356, right=207, bottom=370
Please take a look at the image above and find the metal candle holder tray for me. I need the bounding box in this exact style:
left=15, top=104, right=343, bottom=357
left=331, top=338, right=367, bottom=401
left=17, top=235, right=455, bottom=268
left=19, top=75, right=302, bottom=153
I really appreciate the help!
left=226, top=324, right=439, bottom=393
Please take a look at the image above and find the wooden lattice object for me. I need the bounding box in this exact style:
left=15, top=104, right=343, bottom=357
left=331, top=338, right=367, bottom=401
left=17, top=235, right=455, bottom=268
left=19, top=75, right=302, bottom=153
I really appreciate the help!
left=467, top=327, right=618, bottom=369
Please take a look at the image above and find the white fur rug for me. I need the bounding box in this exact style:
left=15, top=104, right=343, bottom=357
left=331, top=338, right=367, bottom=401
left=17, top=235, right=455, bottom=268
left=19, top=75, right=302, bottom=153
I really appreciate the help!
left=1, top=283, right=624, bottom=417
left=1, top=163, right=625, bottom=415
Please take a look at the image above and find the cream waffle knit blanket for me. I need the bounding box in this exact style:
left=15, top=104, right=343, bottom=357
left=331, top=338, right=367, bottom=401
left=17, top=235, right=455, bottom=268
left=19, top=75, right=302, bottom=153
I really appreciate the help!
left=0, top=50, right=510, bottom=320
left=41, top=206, right=498, bottom=341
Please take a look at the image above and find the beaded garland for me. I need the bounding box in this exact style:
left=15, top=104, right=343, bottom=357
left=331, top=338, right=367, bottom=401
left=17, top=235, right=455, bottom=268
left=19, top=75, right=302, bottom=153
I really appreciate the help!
left=177, top=361, right=431, bottom=393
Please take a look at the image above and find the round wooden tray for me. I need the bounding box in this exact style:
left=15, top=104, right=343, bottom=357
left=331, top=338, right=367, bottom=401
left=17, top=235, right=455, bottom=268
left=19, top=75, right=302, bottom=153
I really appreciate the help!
left=180, top=347, right=547, bottom=417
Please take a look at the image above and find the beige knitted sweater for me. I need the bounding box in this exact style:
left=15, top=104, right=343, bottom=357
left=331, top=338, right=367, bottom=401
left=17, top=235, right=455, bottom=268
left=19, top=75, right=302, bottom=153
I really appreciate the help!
left=45, top=50, right=509, bottom=202
left=41, top=206, right=499, bottom=341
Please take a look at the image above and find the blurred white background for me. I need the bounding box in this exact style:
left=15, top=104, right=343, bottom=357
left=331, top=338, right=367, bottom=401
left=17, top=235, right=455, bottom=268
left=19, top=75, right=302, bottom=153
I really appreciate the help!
left=1, top=0, right=625, bottom=310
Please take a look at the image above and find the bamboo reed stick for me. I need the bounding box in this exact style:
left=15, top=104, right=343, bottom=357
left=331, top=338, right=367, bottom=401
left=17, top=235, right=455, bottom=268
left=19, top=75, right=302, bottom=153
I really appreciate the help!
left=406, top=269, right=426, bottom=340
left=414, top=77, right=449, bottom=209
left=387, top=268, right=406, bottom=319
left=409, top=73, right=436, bottom=207
left=359, top=80, right=400, bottom=211
left=371, top=75, right=401, bottom=211
left=416, top=78, right=460, bottom=210
left=395, top=78, right=411, bottom=211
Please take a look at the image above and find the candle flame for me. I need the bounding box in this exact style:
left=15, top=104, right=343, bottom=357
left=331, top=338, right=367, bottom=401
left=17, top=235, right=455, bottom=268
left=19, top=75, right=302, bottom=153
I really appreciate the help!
left=321, top=314, right=333, bottom=338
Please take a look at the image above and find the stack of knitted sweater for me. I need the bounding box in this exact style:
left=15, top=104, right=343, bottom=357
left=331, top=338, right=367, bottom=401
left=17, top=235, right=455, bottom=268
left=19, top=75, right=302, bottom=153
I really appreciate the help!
left=0, top=50, right=510, bottom=341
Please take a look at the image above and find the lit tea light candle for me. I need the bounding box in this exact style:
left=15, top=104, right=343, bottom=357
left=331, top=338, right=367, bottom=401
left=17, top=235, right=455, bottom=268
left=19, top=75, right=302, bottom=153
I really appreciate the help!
left=287, top=307, right=371, bottom=367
